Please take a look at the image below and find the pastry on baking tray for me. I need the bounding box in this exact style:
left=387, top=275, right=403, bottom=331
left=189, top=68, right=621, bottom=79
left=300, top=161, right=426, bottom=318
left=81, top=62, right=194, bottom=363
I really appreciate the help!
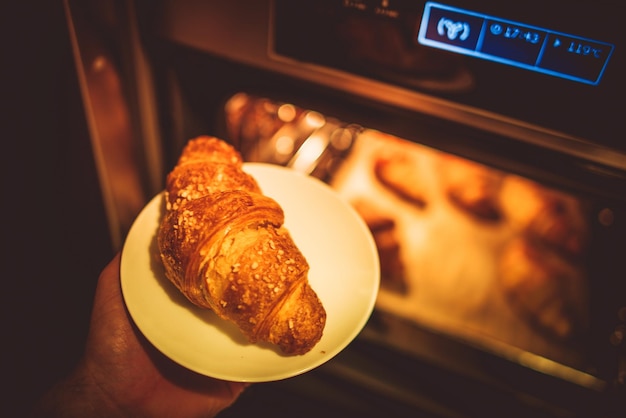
left=498, top=236, right=588, bottom=340
left=157, top=136, right=326, bottom=355
left=499, top=175, right=590, bottom=256
left=351, top=199, right=407, bottom=294
left=437, top=154, right=504, bottom=221
left=374, top=153, right=428, bottom=208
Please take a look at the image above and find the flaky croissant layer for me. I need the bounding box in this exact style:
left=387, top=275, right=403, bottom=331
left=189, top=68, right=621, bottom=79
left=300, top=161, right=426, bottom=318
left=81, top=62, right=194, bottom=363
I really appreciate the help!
left=157, top=136, right=326, bottom=355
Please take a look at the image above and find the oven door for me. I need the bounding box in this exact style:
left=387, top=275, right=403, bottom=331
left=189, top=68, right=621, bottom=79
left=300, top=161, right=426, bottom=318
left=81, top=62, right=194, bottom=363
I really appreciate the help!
left=215, top=92, right=626, bottom=418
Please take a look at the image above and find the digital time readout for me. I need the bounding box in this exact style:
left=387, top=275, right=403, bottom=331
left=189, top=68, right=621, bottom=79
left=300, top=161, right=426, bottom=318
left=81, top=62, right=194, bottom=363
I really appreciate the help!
left=490, top=24, right=542, bottom=44
left=417, top=2, right=614, bottom=85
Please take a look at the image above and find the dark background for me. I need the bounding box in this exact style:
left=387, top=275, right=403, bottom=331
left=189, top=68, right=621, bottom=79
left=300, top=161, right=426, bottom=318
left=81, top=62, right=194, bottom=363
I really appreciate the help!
left=2, top=1, right=114, bottom=415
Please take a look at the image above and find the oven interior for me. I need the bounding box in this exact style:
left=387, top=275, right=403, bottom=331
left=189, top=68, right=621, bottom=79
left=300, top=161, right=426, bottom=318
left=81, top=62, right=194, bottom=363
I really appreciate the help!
left=65, top=0, right=626, bottom=416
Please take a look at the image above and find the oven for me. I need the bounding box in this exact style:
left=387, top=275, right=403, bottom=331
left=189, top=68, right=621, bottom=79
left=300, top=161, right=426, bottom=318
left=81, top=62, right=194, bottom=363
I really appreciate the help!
left=64, top=0, right=626, bottom=416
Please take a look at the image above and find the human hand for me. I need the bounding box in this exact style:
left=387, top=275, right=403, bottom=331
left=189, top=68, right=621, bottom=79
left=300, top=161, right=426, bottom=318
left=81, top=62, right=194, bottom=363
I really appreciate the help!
left=31, top=253, right=248, bottom=418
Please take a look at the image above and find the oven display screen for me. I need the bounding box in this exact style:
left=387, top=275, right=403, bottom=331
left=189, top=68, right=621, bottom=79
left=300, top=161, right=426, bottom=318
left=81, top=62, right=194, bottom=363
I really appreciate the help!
left=417, top=2, right=614, bottom=85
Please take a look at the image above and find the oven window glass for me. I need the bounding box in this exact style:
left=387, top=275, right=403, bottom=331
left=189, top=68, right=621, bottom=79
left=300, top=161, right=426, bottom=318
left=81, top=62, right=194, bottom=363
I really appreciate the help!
left=224, top=92, right=610, bottom=374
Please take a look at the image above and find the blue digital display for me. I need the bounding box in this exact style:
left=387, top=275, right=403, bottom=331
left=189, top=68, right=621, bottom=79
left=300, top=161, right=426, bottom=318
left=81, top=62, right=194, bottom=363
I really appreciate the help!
left=417, top=2, right=614, bottom=85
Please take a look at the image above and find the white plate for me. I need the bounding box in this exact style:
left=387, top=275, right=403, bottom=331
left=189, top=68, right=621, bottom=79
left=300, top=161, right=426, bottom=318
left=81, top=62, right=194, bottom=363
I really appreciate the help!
left=120, top=163, right=380, bottom=382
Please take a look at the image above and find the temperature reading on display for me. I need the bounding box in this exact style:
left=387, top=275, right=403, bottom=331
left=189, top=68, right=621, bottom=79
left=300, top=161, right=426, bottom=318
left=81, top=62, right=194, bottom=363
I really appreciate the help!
left=568, top=41, right=603, bottom=58
left=417, top=2, right=615, bottom=85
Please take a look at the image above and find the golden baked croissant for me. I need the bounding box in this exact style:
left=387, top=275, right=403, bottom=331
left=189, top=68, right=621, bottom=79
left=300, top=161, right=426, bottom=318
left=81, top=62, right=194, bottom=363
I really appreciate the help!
left=157, top=136, right=326, bottom=355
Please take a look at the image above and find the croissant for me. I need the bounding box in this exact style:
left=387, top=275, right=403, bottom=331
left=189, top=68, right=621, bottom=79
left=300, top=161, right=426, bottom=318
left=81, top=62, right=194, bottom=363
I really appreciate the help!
left=157, top=136, right=326, bottom=355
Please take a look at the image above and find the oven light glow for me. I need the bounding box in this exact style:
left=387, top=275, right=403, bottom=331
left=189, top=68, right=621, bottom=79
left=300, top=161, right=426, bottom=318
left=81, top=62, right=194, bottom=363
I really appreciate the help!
left=289, top=133, right=328, bottom=173
left=330, top=128, right=354, bottom=151
left=274, top=135, right=295, bottom=156
left=277, top=103, right=296, bottom=122
left=303, top=110, right=326, bottom=128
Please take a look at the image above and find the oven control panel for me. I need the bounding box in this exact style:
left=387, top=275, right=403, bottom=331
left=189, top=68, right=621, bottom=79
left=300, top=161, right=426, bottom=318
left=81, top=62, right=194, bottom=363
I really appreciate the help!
left=417, top=2, right=614, bottom=85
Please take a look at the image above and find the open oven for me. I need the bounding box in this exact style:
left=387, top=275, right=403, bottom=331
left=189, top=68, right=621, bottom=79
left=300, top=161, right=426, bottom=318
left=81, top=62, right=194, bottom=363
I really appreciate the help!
left=64, top=0, right=626, bottom=416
